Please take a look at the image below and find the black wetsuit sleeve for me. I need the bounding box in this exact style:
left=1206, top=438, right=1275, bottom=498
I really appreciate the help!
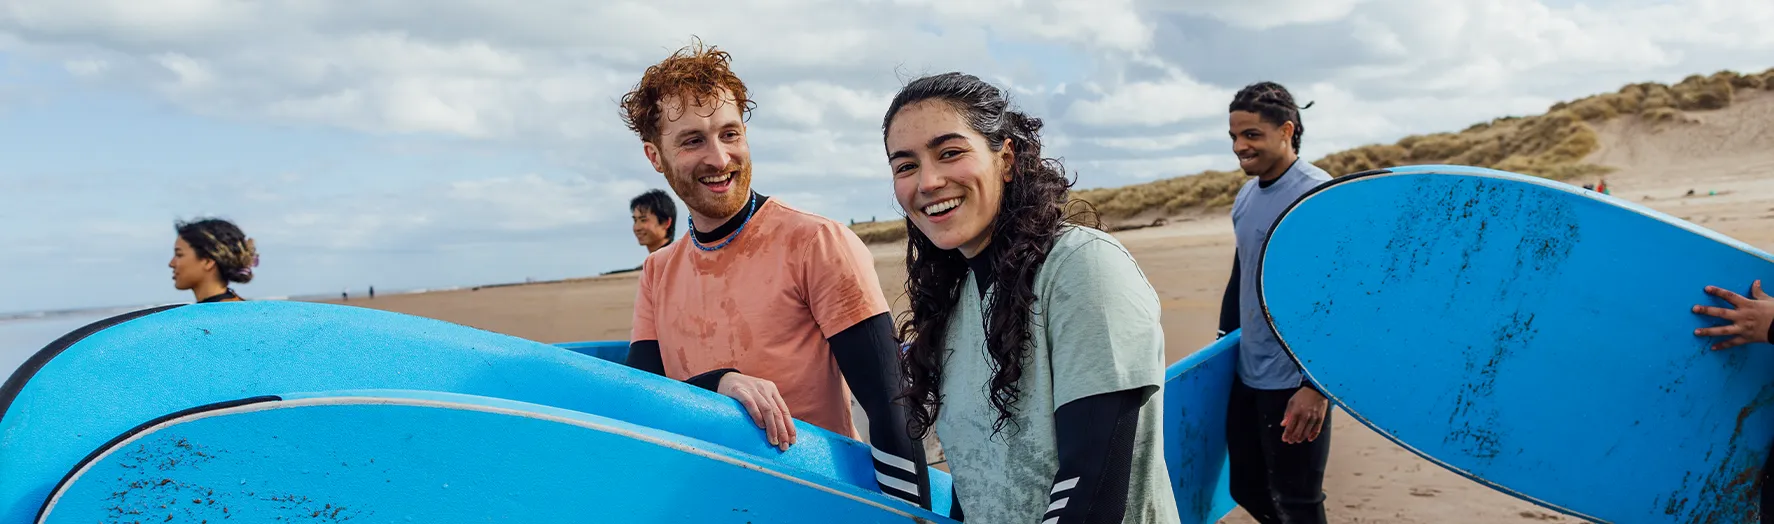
left=1219, top=252, right=1240, bottom=339
left=1044, top=387, right=1148, bottom=524
left=626, top=340, right=665, bottom=375
left=951, top=483, right=965, bottom=521
left=829, top=313, right=933, bottom=510
left=626, top=340, right=736, bottom=392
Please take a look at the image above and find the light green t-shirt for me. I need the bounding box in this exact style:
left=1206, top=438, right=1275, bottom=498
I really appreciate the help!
left=934, top=226, right=1178, bottom=524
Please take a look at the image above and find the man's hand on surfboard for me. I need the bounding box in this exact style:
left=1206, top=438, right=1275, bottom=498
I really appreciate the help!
left=717, top=372, right=798, bottom=451
left=1693, top=279, right=1774, bottom=350
left=1280, top=386, right=1329, bottom=444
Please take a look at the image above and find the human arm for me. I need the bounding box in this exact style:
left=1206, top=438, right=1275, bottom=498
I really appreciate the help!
left=1219, top=252, right=1240, bottom=339
left=1044, top=236, right=1167, bottom=524
left=829, top=313, right=932, bottom=509
left=626, top=259, right=795, bottom=450
left=1694, top=280, right=1774, bottom=350
left=800, top=222, right=929, bottom=506
left=1042, top=386, right=1151, bottom=524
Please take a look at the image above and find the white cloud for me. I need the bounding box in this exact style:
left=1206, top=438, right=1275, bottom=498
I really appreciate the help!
left=62, top=57, right=108, bottom=76
left=1090, top=130, right=1221, bottom=152
left=5, top=0, right=1774, bottom=313
left=1155, top=0, right=1372, bottom=30
left=1067, top=73, right=1233, bottom=127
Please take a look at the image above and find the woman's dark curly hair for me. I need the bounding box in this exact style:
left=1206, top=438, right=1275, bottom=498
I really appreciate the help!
left=882, top=72, right=1100, bottom=438
left=176, top=218, right=258, bottom=284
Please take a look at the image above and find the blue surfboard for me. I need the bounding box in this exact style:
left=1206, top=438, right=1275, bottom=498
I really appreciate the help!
left=1260, top=165, right=1774, bottom=523
left=0, top=301, right=950, bottom=523
left=555, top=330, right=1241, bottom=523
left=1162, top=331, right=1240, bottom=522
left=36, top=390, right=946, bottom=523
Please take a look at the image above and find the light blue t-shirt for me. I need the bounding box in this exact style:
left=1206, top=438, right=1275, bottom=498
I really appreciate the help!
left=1231, top=160, right=1332, bottom=390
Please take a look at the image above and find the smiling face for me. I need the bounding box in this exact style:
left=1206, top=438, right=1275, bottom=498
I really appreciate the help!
left=168, top=236, right=216, bottom=291
left=1229, top=110, right=1296, bottom=179
left=643, top=88, right=752, bottom=231
left=886, top=100, right=1014, bottom=259
left=631, top=206, right=670, bottom=250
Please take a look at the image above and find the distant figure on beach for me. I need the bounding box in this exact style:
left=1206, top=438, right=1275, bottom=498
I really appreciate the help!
left=615, top=38, right=931, bottom=509
left=1218, top=81, right=1334, bottom=524
left=631, top=189, right=678, bottom=254
left=169, top=218, right=256, bottom=303
left=884, top=72, right=1178, bottom=524
left=369, top=286, right=375, bottom=299
left=1691, top=279, right=1774, bottom=520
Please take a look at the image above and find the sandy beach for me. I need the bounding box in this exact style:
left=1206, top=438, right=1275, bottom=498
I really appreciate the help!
left=323, top=91, right=1774, bottom=523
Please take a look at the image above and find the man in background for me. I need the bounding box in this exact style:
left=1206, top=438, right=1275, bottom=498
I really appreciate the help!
left=631, top=189, right=678, bottom=254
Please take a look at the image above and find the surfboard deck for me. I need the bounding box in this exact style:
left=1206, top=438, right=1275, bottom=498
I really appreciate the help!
left=37, top=390, right=949, bottom=524
left=0, top=301, right=944, bottom=523
left=1260, top=165, right=1774, bottom=523
left=555, top=329, right=1240, bottom=523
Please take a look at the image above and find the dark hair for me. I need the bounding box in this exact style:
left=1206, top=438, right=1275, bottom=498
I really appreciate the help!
left=618, top=36, right=755, bottom=143
left=176, top=218, right=257, bottom=284
left=630, top=189, right=678, bottom=239
left=1229, top=81, right=1314, bottom=152
left=883, top=72, right=1101, bottom=437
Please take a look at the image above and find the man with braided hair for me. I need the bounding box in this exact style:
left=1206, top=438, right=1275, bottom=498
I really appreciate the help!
left=1216, top=81, right=1333, bottom=524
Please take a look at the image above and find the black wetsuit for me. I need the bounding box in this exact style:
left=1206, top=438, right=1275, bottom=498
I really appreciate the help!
left=198, top=289, right=240, bottom=303
left=948, top=243, right=1147, bottom=524
left=625, top=194, right=933, bottom=510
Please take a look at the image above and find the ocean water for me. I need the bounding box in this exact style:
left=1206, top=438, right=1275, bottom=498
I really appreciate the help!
left=0, top=309, right=139, bottom=379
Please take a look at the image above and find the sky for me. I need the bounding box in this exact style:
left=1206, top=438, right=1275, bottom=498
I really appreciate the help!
left=1, top=0, right=1771, bottom=314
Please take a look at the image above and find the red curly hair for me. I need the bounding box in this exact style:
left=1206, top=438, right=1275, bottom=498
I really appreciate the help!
left=619, top=37, right=756, bottom=143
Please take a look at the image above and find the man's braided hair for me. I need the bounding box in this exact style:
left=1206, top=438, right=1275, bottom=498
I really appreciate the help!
left=1229, top=81, right=1314, bottom=152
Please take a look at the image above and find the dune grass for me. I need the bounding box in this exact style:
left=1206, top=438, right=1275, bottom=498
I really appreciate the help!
left=850, top=67, right=1774, bottom=243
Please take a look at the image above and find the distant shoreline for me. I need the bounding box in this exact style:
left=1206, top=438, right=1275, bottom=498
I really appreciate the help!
left=0, top=271, right=643, bottom=322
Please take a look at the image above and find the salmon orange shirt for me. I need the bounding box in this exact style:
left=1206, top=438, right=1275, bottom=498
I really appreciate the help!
left=630, top=199, right=890, bottom=438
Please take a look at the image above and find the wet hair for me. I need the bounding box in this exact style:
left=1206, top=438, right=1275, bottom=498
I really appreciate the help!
left=630, top=189, right=678, bottom=239
left=883, top=72, right=1101, bottom=437
left=1229, top=81, right=1314, bottom=152
left=618, top=36, right=755, bottom=143
left=176, top=218, right=257, bottom=284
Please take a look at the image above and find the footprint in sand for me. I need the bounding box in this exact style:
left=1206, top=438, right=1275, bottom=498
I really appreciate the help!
left=1517, top=510, right=1563, bottom=520
left=1407, top=487, right=1440, bottom=497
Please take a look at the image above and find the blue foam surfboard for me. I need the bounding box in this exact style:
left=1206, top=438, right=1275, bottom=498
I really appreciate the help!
left=555, top=329, right=1240, bottom=523
left=35, top=390, right=946, bottom=524
left=1260, top=165, right=1774, bottom=523
left=1161, top=331, right=1240, bottom=522
left=0, top=301, right=951, bottom=523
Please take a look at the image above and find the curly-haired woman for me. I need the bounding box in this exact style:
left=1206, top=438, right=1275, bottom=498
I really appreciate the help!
left=884, top=72, right=1177, bottom=524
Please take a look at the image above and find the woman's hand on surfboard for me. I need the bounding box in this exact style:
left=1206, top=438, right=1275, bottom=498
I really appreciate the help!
left=1281, top=386, right=1329, bottom=444
left=1693, top=280, right=1774, bottom=350
left=718, top=372, right=798, bottom=451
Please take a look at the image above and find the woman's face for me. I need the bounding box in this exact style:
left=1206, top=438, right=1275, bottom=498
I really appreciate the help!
left=168, top=237, right=214, bottom=291
left=886, top=101, right=1013, bottom=259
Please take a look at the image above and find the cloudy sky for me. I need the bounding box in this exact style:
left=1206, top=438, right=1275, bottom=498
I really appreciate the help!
left=1, top=0, right=1770, bottom=313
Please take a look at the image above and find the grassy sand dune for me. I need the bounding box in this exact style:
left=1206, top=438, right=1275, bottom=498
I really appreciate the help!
left=849, top=67, right=1774, bottom=244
